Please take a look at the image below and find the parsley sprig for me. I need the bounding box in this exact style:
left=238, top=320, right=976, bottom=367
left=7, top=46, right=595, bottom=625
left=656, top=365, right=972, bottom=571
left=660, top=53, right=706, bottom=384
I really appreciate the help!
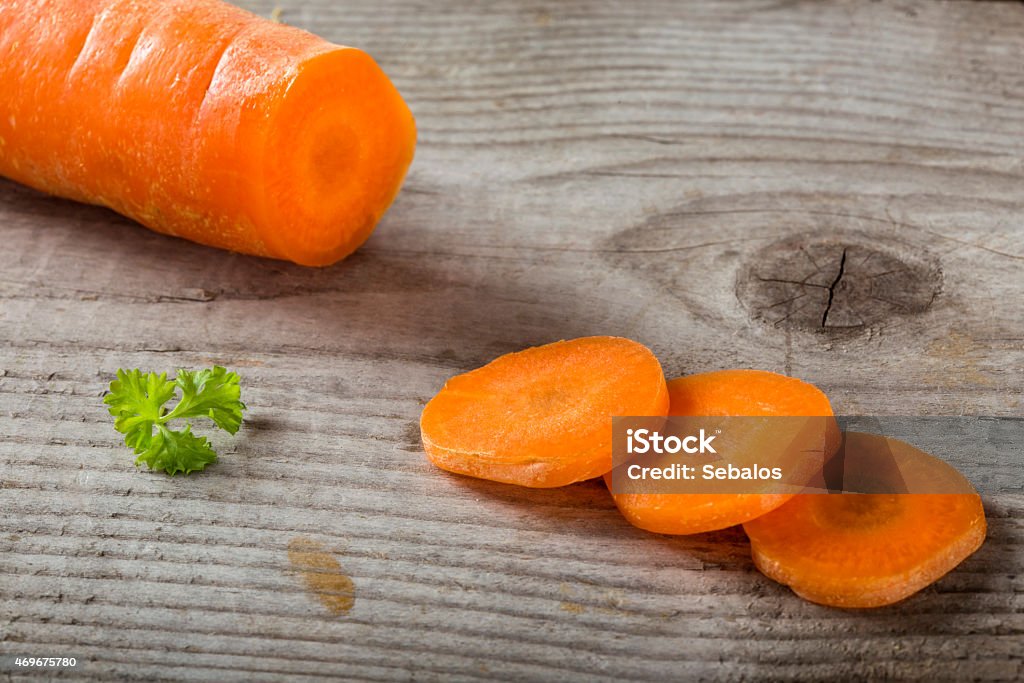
left=104, top=366, right=246, bottom=475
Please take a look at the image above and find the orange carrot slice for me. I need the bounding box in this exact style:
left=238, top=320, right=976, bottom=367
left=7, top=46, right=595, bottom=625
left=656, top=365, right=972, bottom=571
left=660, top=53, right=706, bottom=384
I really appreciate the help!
left=606, top=369, right=837, bottom=534
left=743, top=432, right=986, bottom=608
left=420, top=336, right=669, bottom=488
left=0, top=0, right=415, bottom=266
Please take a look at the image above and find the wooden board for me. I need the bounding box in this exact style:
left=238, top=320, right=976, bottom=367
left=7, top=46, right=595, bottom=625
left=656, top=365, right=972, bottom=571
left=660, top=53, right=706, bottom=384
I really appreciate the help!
left=2, top=0, right=1022, bottom=679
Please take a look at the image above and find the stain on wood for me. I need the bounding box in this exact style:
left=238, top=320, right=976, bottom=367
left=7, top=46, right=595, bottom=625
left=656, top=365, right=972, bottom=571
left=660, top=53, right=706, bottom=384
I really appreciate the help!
left=287, top=537, right=356, bottom=616
left=925, top=331, right=998, bottom=388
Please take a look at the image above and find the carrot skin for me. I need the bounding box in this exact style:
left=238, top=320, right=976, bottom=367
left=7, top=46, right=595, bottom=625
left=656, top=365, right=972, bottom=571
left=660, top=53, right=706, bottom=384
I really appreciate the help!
left=0, top=0, right=416, bottom=266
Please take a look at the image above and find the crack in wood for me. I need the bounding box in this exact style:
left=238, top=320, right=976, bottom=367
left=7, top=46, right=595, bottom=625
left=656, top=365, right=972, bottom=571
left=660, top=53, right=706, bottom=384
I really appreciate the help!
left=820, top=248, right=848, bottom=328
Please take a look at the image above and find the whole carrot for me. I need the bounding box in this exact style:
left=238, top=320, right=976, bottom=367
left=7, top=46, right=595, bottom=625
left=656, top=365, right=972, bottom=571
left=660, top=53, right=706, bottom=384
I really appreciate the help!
left=0, top=0, right=416, bottom=266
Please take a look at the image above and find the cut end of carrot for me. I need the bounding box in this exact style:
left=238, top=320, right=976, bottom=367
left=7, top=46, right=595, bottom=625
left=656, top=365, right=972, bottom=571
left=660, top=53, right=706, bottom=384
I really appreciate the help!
left=420, top=336, right=669, bottom=488
left=744, top=434, right=987, bottom=608
left=256, top=47, right=416, bottom=266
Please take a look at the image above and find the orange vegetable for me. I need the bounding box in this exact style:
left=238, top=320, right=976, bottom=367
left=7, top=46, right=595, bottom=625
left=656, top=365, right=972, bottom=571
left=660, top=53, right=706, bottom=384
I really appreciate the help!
left=606, top=369, right=838, bottom=534
left=744, top=432, right=986, bottom=608
left=0, top=0, right=415, bottom=266
left=420, top=336, right=669, bottom=488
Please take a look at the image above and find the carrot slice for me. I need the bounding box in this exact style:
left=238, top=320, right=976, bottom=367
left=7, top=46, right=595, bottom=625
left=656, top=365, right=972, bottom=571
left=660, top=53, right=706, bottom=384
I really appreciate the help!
left=744, top=432, right=986, bottom=608
left=0, top=0, right=415, bottom=266
left=605, top=369, right=838, bottom=534
left=420, top=336, right=669, bottom=488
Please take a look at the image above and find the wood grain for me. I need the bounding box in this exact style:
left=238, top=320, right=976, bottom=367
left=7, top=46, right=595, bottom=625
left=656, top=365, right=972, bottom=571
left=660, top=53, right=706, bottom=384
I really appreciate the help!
left=1, top=0, right=1022, bottom=680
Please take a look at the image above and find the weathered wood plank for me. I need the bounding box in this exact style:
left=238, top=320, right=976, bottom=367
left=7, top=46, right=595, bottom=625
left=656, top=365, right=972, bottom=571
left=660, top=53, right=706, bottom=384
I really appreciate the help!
left=2, top=0, right=1022, bottom=680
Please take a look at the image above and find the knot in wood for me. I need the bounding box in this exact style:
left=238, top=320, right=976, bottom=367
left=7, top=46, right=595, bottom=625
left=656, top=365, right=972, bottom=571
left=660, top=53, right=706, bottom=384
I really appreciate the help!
left=735, top=236, right=942, bottom=334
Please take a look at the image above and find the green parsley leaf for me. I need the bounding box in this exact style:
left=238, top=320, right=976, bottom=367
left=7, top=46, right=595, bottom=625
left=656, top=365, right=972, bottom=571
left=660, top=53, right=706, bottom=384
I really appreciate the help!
left=135, top=424, right=219, bottom=475
left=167, top=366, right=246, bottom=434
left=104, top=369, right=177, bottom=452
left=104, top=366, right=246, bottom=475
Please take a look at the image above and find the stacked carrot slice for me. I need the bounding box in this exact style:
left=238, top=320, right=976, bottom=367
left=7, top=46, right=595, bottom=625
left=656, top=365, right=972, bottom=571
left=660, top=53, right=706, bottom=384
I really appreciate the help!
left=420, top=336, right=987, bottom=608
